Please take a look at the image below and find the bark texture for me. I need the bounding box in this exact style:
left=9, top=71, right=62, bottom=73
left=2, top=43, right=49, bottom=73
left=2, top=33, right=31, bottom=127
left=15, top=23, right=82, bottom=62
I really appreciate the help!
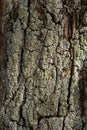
left=0, top=0, right=87, bottom=130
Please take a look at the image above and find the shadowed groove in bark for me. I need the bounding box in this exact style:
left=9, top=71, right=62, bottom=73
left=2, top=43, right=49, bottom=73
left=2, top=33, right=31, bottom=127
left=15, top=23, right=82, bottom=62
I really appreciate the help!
left=78, top=65, right=87, bottom=129
left=62, top=116, right=66, bottom=130
left=57, top=98, right=61, bottom=116
left=18, top=83, right=27, bottom=127
left=1, top=0, right=87, bottom=130
left=27, top=0, right=30, bottom=27
left=78, top=62, right=87, bottom=130
left=17, top=43, right=24, bottom=82
left=54, top=66, right=58, bottom=93
left=0, top=0, right=7, bottom=111
left=67, top=40, right=74, bottom=111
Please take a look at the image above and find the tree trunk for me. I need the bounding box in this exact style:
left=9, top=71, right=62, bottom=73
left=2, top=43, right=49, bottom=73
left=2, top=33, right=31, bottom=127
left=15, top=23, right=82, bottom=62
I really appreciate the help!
left=0, top=0, right=87, bottom=130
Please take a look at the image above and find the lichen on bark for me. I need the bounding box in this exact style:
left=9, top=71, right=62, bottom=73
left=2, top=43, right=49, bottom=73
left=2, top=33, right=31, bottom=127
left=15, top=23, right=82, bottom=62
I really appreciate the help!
left=0, top=0, right=87, bottom=130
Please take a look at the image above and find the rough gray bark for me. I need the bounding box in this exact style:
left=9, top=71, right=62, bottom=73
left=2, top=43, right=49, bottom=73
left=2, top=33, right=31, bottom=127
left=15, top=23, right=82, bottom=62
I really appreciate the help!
left=0, top=0, right=87, bottom=130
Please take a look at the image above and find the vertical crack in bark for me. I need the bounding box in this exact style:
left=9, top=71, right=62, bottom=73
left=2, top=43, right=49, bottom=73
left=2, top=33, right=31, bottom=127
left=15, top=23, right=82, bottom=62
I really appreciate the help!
left=29, top=125, right=34, bottom=130
left=17, top=44, right=24, bottom=82
left=81, top=120, right=85, bottom=130
left=18, top=0, right=31, bottom=125
left=27, top=0, right=30, bottom=28
left=18, top=30, right=27, bottom=128
left=61, top=40, right=74, bottom=129
left=0, top=0, right=7, bottom=110
left=17, top=0, right=30, bottom=81
left=67, top=40, right=74, bottom=111
left=2, top=0, right=87, bottom=129
left=18, top=3, right=28, bottom=81
left=60, top=2, right=75, bottom=128
left=57, top=98, right=61, bottom=117
left=63, top=0, right=79, bottom=40
left=0, top=0, right=5, bottom=34
left=54, top=66, right=58, bottom=93
left=18, top=84, right=26, bottom=127
left=18, top=30, right=27, bottom=125
left=78, top=64, right=86, bottom=129
left=62, top=116, right=66, bottom=130
left=18, top=0, right=30, bottom=80
left=0, top=0, right=6, bottom=68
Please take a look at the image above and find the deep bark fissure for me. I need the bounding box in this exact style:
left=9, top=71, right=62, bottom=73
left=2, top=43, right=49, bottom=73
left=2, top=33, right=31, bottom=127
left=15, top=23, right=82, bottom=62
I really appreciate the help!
left=60, top=39, right=74, bottom=129
left=17, top=44, right=24, bottom=82
left=57, top=98, right=61, bottom=117
left=1, top=0, right=87, bottom=130
left=67, top=40, right=74, bottom=111
left=62, top=116, right=66, bottom=130
left=17, top=11, right=30, bottom=126
left=54, top=66, right=58, bottom=93
left=81, top=120, right=85, bottom=130
left=18, top=83, right=27, bottom=127
left=27, top=0, right=30, bottom=28
left=29, top=125, right=34, bottom=130
left=17, top=24, right=28, bottom=81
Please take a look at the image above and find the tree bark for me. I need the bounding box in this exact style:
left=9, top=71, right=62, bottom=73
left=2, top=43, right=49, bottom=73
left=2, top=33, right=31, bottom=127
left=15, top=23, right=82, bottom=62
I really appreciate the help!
left=0, top=0, right=87, bottom=130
